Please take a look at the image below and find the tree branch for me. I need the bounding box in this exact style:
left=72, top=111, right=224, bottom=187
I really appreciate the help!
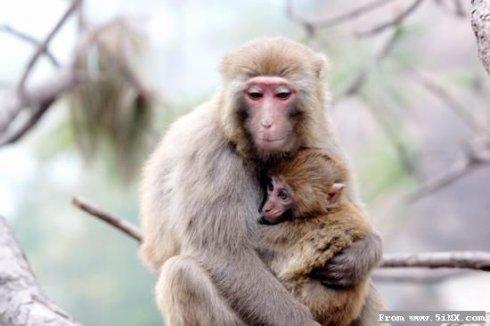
left=335, top=26, right=403, bottom=101
left=356, top=0, right=425, bottom=37
left=373, top=269, right=470, bottom=284
left=381, top=252, right=490, bottom=271
left=0, top=17, right=147, bottom=148
left=72, top=196, right=142, bottom=242
left=0, top=25, right=60, bottom=67
left=0, top=70, right=80, bottom=147
left=17, top=0, right=81, bottom=96
left=411, top=70, right=483, bottom=132
left=285, top=0, right=396, bottom=30
left=406, top=137, right=490, bottom=202
left=0, top=216, right=79, bottom=325
left=471, top=0, right=490, bottom=74
left=71, top=197, right=490, bottom=272
left=360, top=98, right=421, bottom=179
left=0, top=0, right=82, bottom=147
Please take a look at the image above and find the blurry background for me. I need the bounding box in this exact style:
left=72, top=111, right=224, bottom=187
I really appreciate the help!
left=0, top=0, right=489, bottom=325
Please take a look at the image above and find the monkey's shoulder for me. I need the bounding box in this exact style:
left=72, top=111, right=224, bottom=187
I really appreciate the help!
left=161, top=102, right=223, bottom=148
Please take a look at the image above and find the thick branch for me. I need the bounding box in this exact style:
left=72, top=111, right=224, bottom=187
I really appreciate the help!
left=0, top=216, right=78, bottom=325
left=471, top=0, right=490, bottom=74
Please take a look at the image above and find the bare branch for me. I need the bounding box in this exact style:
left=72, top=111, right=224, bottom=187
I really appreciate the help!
left=71, top=197, right=490, bottom=272
left=0, top=70, right=80, bottom=147
left=453, top=0, right=467, bottom=17
left=356, top=0, right=425, bottom=37
left=412, top=70, right=483, bottom=132
left=434, top=0, right=467, bottom=18
left=0, top=25, right=60, bottom=67
left=285, top=0, right=396, bottom=30
left=360, top=98, right=421, bottom=179
left=471, top=0, right=490, bottom=74
left=0, top=1, right=80, bottom=142
left=0, top=17, right=148, bottom=147
left=407, top=158, right=474, bottom=202
left=373, top=269, right=470, bottom=284
left=17, top=0, right=81, bottom=96
left=407, top=137, right=490, bottom=202
left=72, top=196, right=142, bottom=242
left=0, top=216, right=79, bottom=325
left=335, top=27, right=402, bottom=101
left=381, top=251, right=490, bottom=271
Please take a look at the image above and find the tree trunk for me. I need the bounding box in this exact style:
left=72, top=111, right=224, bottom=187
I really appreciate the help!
left=471, top=0, right=490, bottom=74
left=0, top=216, right=79, bottom=326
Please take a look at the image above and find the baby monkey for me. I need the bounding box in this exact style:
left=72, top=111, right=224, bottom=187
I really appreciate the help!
left=257, top=148, right=379, bottom=326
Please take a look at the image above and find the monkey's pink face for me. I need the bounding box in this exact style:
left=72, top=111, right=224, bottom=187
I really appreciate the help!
left=260, top=176, right=294, bottom=225
left=243, top=76, right=298, bottom=153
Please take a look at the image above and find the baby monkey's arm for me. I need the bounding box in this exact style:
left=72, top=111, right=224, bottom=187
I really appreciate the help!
left=279, top=229, right=355, bottom=282
left=310, top=232, right=382, bottom=288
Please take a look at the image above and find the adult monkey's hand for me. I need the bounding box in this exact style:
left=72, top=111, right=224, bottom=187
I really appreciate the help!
left=311, top=233, right=383, bottom=288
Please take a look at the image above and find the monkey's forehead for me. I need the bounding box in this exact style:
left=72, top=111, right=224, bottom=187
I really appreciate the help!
left=219, top=37, right=326, bottom=81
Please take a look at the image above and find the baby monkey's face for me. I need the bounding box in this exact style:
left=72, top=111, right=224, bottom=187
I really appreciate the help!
left=259, top=173, right=346, bottom=226
left=259, top=176, right=294, bottom=225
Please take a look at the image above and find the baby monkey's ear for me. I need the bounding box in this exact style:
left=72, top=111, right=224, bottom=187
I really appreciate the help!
left=326, top=183, right=345, bottom=209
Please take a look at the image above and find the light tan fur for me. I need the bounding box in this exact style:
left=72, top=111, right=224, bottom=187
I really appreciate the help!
left=139, top=38, right=382, bottom=325
left=256, top=149, right=375, bottom=325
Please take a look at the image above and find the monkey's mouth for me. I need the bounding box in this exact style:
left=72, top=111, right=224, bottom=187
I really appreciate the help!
left=258, top=136, right=286, bottom=143
left=254, top=135, right=290, bottom=153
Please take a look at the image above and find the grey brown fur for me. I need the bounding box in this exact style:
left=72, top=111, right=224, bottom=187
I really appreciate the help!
left=139, top=38, right=383, bottom=325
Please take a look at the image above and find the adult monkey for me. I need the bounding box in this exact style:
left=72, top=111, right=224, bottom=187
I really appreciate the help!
left=140, top=38, right=383, bottom=325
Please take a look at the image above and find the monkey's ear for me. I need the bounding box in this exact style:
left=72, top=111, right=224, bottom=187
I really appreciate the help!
left=313, top=54, right=329, bottom=80
left=219, top=53, right=235, bottom=81
left=326, top=183, right=344, bottom=209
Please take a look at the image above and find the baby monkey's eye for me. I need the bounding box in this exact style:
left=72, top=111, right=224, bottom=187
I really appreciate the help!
left=267, top=180, right=273, bottom=191
left=278, top=189, right=289, bottom=200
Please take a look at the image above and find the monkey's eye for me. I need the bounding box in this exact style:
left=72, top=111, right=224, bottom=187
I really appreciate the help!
left=247, top=86, right=264, bottom=100
left=267, top=179, right=273, bottom=191
left=275, top=86, right=292, bottom=100
left=278, top=189, right=289, bottom=201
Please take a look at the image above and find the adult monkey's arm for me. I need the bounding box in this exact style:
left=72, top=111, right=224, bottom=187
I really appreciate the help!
left=140, top=105, right=319, bottom=326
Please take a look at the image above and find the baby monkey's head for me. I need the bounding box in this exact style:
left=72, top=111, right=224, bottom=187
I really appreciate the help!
left=259, top=148, right=348, bottom=225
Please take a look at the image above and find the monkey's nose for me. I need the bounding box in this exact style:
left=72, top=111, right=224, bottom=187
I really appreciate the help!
left=260, top=120, right=273, bottom=129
